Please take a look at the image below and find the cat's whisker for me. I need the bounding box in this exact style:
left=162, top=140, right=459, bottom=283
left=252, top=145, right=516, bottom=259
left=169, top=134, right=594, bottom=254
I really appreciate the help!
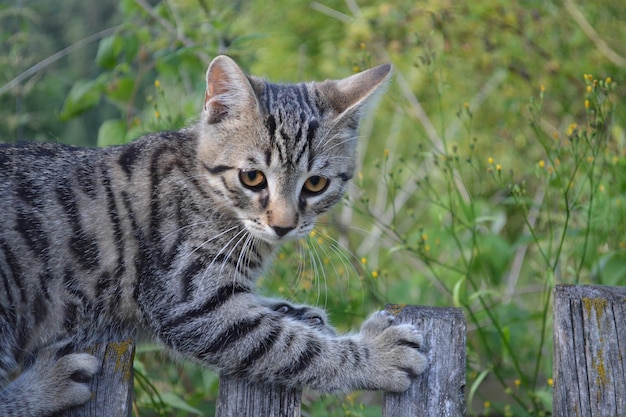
left=309, top=229, right=369, bottom=302
left=305, top=236, right=329, bottom=308
left=306, top=234, right=348, bottom=304
left=196, top=227, right=248, bottom=284
left=216, top=228, right=251, bottom=279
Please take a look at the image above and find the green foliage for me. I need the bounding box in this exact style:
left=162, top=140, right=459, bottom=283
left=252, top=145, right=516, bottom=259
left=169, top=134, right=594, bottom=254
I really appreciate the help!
left=2, top=0, right=625, bottom=416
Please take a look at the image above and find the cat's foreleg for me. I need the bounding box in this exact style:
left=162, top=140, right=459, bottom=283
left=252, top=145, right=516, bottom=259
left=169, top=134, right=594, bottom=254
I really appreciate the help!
left=155, top=291, right=427, bottom=393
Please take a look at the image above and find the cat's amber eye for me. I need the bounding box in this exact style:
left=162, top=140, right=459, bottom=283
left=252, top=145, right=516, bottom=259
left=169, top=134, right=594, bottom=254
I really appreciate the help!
left=239, top=170, right=267, bottom=190
left=303, top=175, right=329, bottom=194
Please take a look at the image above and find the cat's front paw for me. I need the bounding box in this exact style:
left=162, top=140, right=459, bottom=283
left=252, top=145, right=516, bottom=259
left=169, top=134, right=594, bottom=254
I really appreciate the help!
left=358, top=311, right=428, bottom=392
left=15, top=348, right=101, bottom=414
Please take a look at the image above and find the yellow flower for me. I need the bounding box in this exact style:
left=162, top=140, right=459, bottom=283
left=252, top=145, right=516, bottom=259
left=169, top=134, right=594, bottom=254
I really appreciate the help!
left=384, top=149, right=390, bottom=158
left=360, top=257, right=367, bottom=265
left=487, top=156, right=494, bottom=164
left=484, top=401, right=491, bottom=409
left=371, top=270, right=379, bottom=279
left=585, top=99, right=590, bottom=109
left=154, top=79, right=161, bottom=88
left=586, top=85, right=592, bottom=93
left=540, top=85, right=545, bottom=93
left=566, top=123, right=578, bottom=136
left=547, top=378, right=554, bottom=387
left=606, top=77, right=612, bottom=84
left=154, top=110, right=161, bottom=119
left=421, top=233, right=428, bottom=241
left=514, top=379, right=521, bottom=388
left=538, top=160, right=545, bottom=168
left=496, top=164, right=502, bottom=172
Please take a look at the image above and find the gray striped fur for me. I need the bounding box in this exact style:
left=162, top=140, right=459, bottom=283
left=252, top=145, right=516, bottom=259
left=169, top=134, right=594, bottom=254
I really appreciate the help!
left=0, top=56, right=426, bottom=416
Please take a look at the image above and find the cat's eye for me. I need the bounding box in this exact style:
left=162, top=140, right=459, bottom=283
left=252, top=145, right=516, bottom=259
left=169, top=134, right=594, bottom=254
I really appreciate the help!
left=239, top=170, right=267, bottom=190
left=303, top=176, right=329, bottom=195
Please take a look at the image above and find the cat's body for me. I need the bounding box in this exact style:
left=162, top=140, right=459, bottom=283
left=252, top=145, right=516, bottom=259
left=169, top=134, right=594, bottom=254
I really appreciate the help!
left=0, top=56, right=426, bottom=416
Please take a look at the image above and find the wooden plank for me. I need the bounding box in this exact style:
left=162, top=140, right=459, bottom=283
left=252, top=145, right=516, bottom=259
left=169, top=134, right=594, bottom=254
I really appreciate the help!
left=383, top=305, right=466, bottom=417
left=215, top=375, right=301, bottom=417
left=59, top=340, right=135, bottom=417
left=553, top=285, right=626, bottom=417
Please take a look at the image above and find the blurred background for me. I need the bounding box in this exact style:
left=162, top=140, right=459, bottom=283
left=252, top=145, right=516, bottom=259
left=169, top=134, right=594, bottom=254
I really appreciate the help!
left=1, top=0, right=624, bottom=415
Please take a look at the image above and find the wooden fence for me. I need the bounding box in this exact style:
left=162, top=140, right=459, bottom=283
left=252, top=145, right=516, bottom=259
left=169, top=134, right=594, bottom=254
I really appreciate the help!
left=58, top=284, right=625, bottom=416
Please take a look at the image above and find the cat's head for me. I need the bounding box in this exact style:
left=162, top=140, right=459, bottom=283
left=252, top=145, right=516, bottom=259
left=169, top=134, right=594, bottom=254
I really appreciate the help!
left=197, top=55, right=391, bottom=245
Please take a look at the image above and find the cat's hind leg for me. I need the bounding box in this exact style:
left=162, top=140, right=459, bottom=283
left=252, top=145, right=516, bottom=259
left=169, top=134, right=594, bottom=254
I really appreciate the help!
left=0, top=341, right=101, bottom=417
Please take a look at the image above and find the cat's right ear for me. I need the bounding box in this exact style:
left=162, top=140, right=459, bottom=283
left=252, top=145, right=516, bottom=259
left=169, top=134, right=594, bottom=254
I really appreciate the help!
left=203, top=55, right=259, bottom=125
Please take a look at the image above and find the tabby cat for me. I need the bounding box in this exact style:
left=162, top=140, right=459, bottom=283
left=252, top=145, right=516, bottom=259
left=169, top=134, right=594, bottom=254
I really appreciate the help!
left=0, top=55, right=427, bottom=416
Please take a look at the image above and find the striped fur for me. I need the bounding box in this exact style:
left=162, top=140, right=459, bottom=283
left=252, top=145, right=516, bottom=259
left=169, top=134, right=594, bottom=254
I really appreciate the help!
left=0, top=56, right=426, bottom=416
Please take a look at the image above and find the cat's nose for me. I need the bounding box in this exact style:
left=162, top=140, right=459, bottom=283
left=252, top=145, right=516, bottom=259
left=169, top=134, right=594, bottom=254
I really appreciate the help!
left=272, top=225, right=295, bottom=237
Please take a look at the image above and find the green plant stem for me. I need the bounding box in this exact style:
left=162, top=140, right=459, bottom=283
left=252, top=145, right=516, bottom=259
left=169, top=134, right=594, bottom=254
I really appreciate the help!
left=530, top=277, right=552, bottom=405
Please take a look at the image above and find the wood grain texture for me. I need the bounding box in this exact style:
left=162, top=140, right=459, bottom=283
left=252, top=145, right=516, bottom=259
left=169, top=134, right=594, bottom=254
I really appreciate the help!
left=383, top=304, right=466, bottom=417
left=58, top=340, right=135, bottom=417
left=216, top=375, right=302, bottom=417
left=553, top=285, right=626, bottom=417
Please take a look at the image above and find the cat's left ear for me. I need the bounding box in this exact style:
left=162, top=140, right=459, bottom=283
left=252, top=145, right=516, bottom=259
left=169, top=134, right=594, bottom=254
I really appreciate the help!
left=203, top=55, right=260, bottom=124
left=318, top=63, right=392, bottom=121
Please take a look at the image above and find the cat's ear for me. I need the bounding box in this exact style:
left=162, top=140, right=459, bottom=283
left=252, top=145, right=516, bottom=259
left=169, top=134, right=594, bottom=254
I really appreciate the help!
left=318, top=63, right=392, bottom=120
left=203, top=55, right=260, bottom=124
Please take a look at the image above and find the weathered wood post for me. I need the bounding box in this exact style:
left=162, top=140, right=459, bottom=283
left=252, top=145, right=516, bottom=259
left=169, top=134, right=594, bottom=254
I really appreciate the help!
left=383, top=305, right=466, bottom=417
left=59, top=339, right=135, bottom=417
left=553, top=284, right=626, bottom=417
left=216, top=375, right=302, bottom=417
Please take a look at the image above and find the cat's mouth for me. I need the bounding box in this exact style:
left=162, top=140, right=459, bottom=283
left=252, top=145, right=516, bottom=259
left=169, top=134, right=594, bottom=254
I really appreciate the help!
left=242, top=220, right=306, bottom=245
left=252, top=229, right=299, bottom=245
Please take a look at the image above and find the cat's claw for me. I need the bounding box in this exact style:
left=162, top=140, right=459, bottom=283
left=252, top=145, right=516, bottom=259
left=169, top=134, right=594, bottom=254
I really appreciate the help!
left=267, top=300, right=336, bottom=335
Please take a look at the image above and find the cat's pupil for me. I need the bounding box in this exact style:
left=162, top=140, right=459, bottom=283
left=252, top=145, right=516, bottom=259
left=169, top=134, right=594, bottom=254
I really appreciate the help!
left=239, top=169, right=267, bottom=190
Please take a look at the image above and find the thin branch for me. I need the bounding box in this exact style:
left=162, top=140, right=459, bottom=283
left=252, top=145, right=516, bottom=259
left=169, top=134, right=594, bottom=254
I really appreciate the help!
left=563, top=0, right=626, bottom=67
left=0, top=26, right=118, bottom=97
left=504, top=186, right=545, bottom=300
left=310, top=2, right=354, bottom=24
